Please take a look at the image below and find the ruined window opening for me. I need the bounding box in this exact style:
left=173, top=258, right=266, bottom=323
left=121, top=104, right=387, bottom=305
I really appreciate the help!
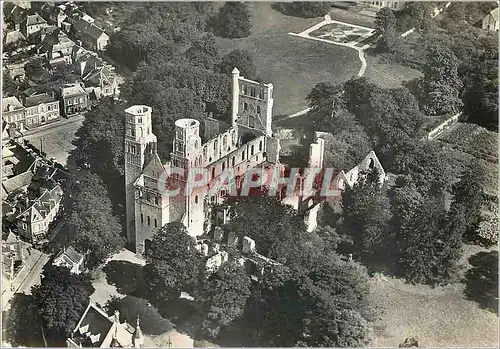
left=147, top=216, right=150, bottom=226
left=154, top=218, right=157, bottom=228
left=232, top=157, right=235, bottom=166
left=212, top=167, right=216, bottom=179
left=141, top=214, right=144, bottom=224
left=251, top=145, right=255, bottom=156
left=369, top=158, right=374, bottom=169
left=256, top=105, right=261, bottom=115
left=195, top=195, right=199, bottom=204
left=249, top=115, right=255, bottom=128
left=259, top=140, right=263, bottom=151
left=244, top=102, right=248, bottom=111
left=242, top=150, right=246, bottom=160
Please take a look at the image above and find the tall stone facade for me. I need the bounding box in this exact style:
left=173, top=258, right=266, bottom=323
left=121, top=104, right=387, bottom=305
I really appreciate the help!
left=124, top=68, right=281, bottom=255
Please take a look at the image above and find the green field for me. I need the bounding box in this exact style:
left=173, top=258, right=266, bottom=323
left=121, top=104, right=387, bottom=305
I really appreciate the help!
left=216, top=3, right=360, bottom=116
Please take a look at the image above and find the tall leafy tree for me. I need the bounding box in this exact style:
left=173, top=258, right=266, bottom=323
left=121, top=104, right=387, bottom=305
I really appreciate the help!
left=68, top=172, right=124, bottom=269
left=419, top=44, right=463, bottom=116
left=341, top=169, right=392, bottom=264
left=144, top=222, right=203, bottom=299
left=31, top=266, right=94, bottom=339
left=375, top=7, right=398, bottom=51
left=217, top=49, right=258, bottom=80
left=184, top=32, right=220, bottom=70
left=306, top=82, right=346, bottom=132
left=210, top=2, right=252, bottom=39
left=198, top=261, right=252, bottom=338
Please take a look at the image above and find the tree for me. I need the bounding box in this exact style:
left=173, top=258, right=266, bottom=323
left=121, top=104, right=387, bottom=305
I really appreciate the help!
left=223, top=196, right=302, bottom=259
left=391, top=182, right=462, bottom=285
left=477, top=208, right=498, bottom=247
left=375, top=7, right=398, bottom=51
left=144, top=222, right=203, bottom=299
left=31, top=266, right=94, bottom=339
left=396, top=2, right=435, bottom=32
left=419, top=44, right=463, bottom=116
left=68, top=172, right=124, bottom=269
left=341, top=169, right=393, bottom=264
left=24, top=57, right=50, bottom=82
left=210, top=2, right=252, bottom=39
left=198, top=261, right=252, bottom=338
left=184, top=32, right=220, bottom=70
left=272, top=2, right=331, bottom=18
left=448, top=162, right=485, bottom=242
left=306, top=82, right=346, bottom=132
left=217, top=49, right=258, bottom=80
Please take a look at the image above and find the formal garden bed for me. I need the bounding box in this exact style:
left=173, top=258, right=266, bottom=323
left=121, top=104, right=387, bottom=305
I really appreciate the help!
left=309, top=22, right=373, bottom=44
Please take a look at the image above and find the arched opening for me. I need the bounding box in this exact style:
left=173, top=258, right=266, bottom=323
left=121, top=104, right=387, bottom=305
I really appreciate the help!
left=259, top=140, right=263, bottom=151
left=195, top=195, right=199, bottom=204
left=194, top=140, right=198, bottom=149
left=249, top=115, right=255, bottom=128
left=147, top=216, right=150, bottom=226
left=251, top=145, right=255, bottom=156
left=222, top=162, right=226, bottom=171
left=223, top=135, right=228, bottom=150
left=144, top=239, right=152, bottom=254
left=242, top=150, right=246, bottom=161
left=154, top=218, right=158, bottom=228
left=368, top=158, right=374, bottom=169
left=212, top=167, right=216, bottom=179
left=256, top=105, right=261, bottom=115
left=243, top=102, right=248, bottom=111
left=140, top=213, right=144, bottom=224
left=232, top=157, right=235, bottom=166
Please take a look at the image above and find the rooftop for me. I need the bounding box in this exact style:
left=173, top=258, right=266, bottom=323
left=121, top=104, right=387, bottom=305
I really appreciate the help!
left=24, top=93, right=57, bottom=107
left=61, top=83, right=87, bottom=97
left=2, top=96, right=24, bottom=112
left=26, top=14, right=47, bottom=26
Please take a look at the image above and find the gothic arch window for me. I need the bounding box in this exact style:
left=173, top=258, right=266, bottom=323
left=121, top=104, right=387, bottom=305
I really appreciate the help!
left=131, top=128, right=135, bottom=137
left=259, top=89, right=264, bottom=99
left=232, top=156, right=235, bottom=166
left=256, top=105, right=261, bottom=115
left=195, top=195, right=199, bottom=204
left=203, top=146, right=207, bottom=159
left=369, top=158, right=374, bottom=169
left=194, top=140, right=198, bottom=149
left=243, top=84, right=248, bottom=95
left=214, top=140, right=218, bottom=151
left=154, top=218, right=158, bottom=228
left=259, top=140, right=263, bottom=151
left=223, top=135, right=228, bottom=150
left=249, top=115, right=255, bottom=128
left=141, top=214, right=144, bottom=224
left=242, top=150, right=246, bottom=160
left=194, top=158, right=198, bottom=166
left=250, top=87, right=256, bottom=97
left=244, top=102, right=248, bottom=111
left=154, top=196, right=159, bottom=205
left=251, top=145, right=255, bottom=156
left=222, top=162, right=226, bottom=171
left=212, top=167, right=216, bottom=179
left=147, top=216, right=150, bottom=226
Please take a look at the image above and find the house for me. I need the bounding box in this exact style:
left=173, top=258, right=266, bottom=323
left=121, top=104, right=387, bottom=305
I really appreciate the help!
left=60, top=83, right=90, bottom=117
left=21, top=13, right=48, bottom=38
left=3, top=30, right=27, bottom=47
left=82, top=65, right=119, bottom=98
left=67, top=305, right=143, bottom=348
left=482, top=7, right=499, bottom=31
left=2, top=2, right=28, bottom=30
left=4, top=61, right=27, bottom=80
left=16, top=182, right=63, bottom=243
left=73, top=18, right=109, bottom=51
left=53, top=246, right=85, bottom=274
left=2, top=96, right=26, bottom=129
left=23, top=93, right=61, bottom=128
left=43, top=34, right=76, bottom=65
left=2, top=140, right=38, bottom=184
left=2, top=233, right=25, bottom=295
left=362, top=1, right=406, bottom=11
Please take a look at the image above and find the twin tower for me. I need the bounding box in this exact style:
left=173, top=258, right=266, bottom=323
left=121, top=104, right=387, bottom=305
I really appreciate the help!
left=124, top=68, right=278, bottom=255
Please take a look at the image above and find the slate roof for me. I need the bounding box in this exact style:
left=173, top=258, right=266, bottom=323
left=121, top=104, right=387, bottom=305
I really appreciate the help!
left=4, top=30, right=26, bottom=45
left=73, top=18, right=107, bottom=40
left=53, top=246, right=84, bottom=270
left=17, top=184, right=63, bottom=223
left=73, top=303, right=114, bottom=347
left=24, top=93, right=57, bottom=107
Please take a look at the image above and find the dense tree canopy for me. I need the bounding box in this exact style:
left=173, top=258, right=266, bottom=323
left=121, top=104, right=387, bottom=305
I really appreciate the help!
left=198, top=261, right=252, bottom=338
left=217, top=49, right=258, bottom=80
left=31, top=266, right=94, bottom=339
left=272, top=2, right=331, bottom=18
left=209, top=2, right=252, bottom=39
left=68, top=172, right=124, bottom=269
left=144, top=222, right=203, bottom=298
left=375, top=7, right=398, bottom=51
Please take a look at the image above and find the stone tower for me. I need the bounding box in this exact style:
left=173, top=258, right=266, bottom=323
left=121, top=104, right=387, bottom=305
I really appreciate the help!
left=132, top=316, right=144, bottom=348
left=124, top=105, right=157, bottom=246
left=170, top=119, right=205, bottom=237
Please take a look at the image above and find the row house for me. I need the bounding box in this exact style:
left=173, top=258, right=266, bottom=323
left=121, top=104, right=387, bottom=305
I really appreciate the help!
left=2, top=97, right=26, bottom=128
left=60, top=83, right=90, bottom=117
left=16, top=182, right=63, bottom=244
left=37, top=28, right=76, bottom=65
left=2, top=94, right=61, bottom=130
left=23, top=93, right=61, bottom=127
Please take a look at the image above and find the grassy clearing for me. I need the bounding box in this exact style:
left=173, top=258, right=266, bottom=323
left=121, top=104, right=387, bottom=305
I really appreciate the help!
left=364, top=54, right=423, bottom=88
left=371, top=245, right=498, bottom=347
left=217, top=2, right=360, bottom=116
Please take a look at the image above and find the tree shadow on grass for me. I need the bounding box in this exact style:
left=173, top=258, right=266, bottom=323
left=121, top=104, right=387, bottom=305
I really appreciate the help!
left=103, top=260, right=146, bottom=297
left=106, top=295, right=173, bottom=336
left=2, top=293, right=44, bottom=347
left=463, top=250, right=498, bottom=314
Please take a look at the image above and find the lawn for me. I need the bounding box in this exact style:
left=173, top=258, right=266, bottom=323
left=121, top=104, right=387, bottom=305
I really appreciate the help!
left=217, top=3, right=360, bottom=117
left=371, top=244, right=498, bottom=347
left=364, top=54, right=423, bottom=88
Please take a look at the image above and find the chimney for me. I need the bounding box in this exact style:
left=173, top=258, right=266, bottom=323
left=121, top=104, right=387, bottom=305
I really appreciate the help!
left=231, top=67, right=240, bottom=127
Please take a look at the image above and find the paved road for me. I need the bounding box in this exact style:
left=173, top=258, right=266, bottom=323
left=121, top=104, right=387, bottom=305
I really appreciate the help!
left=21, top=114, right=84, bottom=138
